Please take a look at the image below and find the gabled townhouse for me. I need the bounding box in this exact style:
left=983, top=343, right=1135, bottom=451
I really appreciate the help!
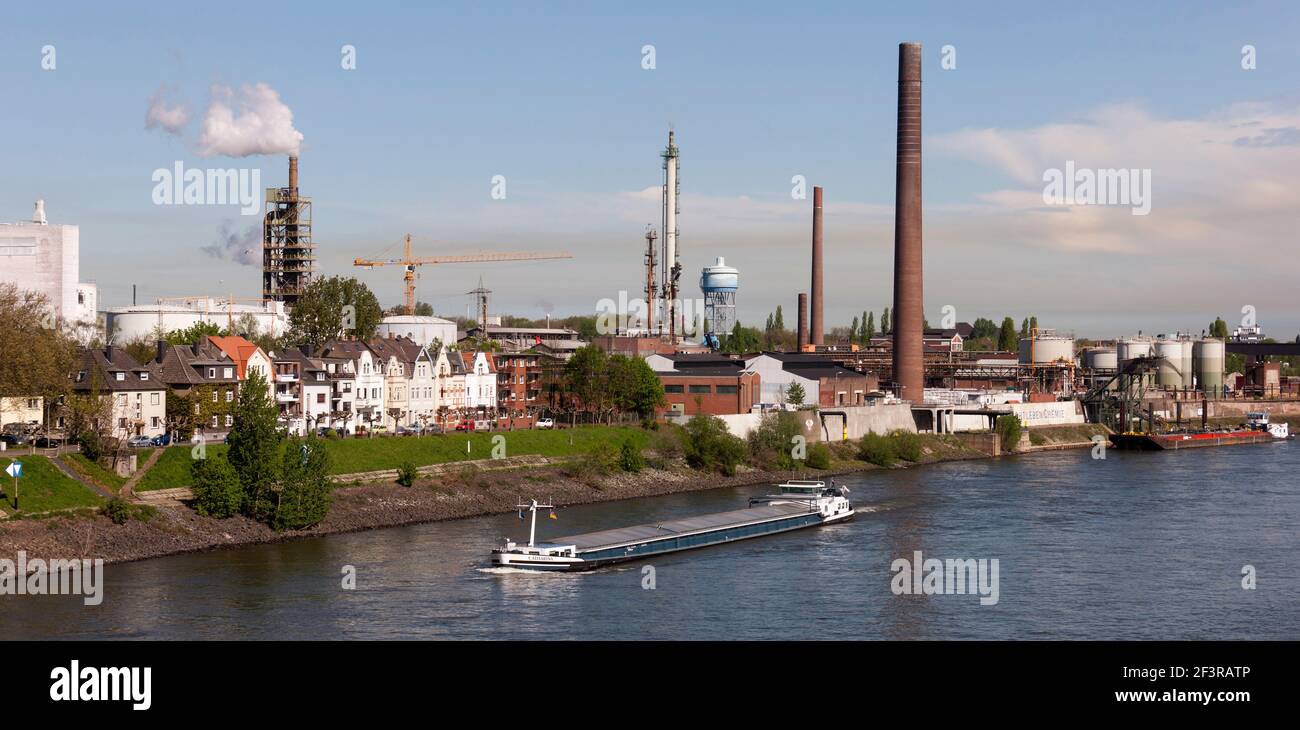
left=69, top=346, right=166, bottom=440
left=272, top=347, right=332, bottom=435
left=319, top=354, right=356, bottom=434
left=438, top=349, right=467, bottom=425
left=205, top=335, right=275, bottom=401
left=318, top=339, right=385, bottom=434
left=366, top=336, right=408, bottom=431
left=393, top=336, right=437, bottom=429
left=151, top=339, right=241, bottom=436
left=461, top=350, right=498, bottom=420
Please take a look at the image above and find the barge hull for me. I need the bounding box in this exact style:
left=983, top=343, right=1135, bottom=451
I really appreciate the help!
left=1109, top=431, right=1272, bottom=450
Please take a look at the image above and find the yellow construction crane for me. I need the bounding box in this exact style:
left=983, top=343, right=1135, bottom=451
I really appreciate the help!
left=353, top=234, right=572, bottom=315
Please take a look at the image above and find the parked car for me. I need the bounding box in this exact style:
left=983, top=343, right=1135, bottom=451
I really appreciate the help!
left=34, top=436, right=63, bottom=448
left=425, top=424, right=444, bottom=435
left=127, top=435, right=154, bottom=448
left=473, top=420, right=493, bottom=432
left=150, top=434, right=173, bottom=447
left=0, top=433, right=28, bottom=446
left=454, top=419, right=476, bottom=432
left=535, top=418, right=555, bottom=429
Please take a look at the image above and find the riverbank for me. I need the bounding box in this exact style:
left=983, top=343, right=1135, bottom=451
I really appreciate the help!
left=0, top=430, right=1050, bottom=566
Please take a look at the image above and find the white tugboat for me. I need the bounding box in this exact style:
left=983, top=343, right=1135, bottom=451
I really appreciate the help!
left=1246, top=411, right=1290, bottom=440
left=490, top=480, right=854, bottom=572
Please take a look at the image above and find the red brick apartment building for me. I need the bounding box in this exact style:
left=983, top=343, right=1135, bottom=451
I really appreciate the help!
left=658, top=370, right=761, bottom=416
left=494, top=351, right=561, bottom=425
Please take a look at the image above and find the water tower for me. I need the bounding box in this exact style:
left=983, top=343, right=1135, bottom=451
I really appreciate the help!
left=700, top=256, right=738, bottom=346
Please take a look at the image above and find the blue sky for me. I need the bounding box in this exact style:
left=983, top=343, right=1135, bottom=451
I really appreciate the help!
left=3, top=1, right=1298, bottom=337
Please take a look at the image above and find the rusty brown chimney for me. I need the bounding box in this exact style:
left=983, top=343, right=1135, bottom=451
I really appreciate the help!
left=288, top=155, right=299, bottom=194
left=797, top=293, right=809, bottom=350
left=810, top=186, right=824, bottom=346
left=892, top=42, right=924, bottom=401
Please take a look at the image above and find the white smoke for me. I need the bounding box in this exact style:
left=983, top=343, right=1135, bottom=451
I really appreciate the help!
left=145, top=85, right=191, bottom=135
left=196, top=83, right=303, bottom=158
left=202, top=221, right=262, bottom=266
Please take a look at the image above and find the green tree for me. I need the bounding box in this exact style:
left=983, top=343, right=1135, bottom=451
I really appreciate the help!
left=971, top=317, right=998, bottom=340
left=608, top=355, right=666, bottom=420
left=773, top=305, right=784, bottom=332
left=288, top=276, right=383, bottom=348
left=860, top=311, right=872, bottom=342
left=1210, top=317, right=1229, bottom=340
left=165, top=321, right=224, bottom=345
left=190, top=454, right=243, bottom=518
left=1029, top=316, right=1038, bottom=334
left=226, top=370, right=282, bottom=521
left=0, top=284, right=78, bottom=430
left=682, top=414, right=747, bottom=476
left=1019, top=318, right=1029, bottom=338
left=747, top=411, right=802, bottom=470
left=723, top=321, right=762, bottom=353
left=786, top=381, right=806, bottom=406
left=273, top=435, right=332, bottom=530
left=998, top=317, right=1018, bottom=351
left=850, top=316, right=859, bottom=344
left=881, top=307, right=891, bottom=335
left=563, top=346, right=610, bottom=421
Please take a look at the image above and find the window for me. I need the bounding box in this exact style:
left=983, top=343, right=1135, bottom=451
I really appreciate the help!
left=716, top=385, right=738, bottom=395
left=664, top=384, right=684, bottom=394
left=140, top=372, right=149, bottom=380
left=212, top=391, right=219, bottom=403
left=316, top=393, right=325, bottom=404
left=26, top=398, right=38, bottom=409
left=151, top=417, right=160, bottom=428
left=151, top=393, right=160, bottom=405
left=225, top=415, right=233, bottom=427
left=224, top=367, right=233, bottom=379
left=688, top=385, right=712, bottom=394
left=226, top=390, right=233, bottom=402
left=77, top=371, right=86, bottom=382
left=115, top=372, right=125, bottom=381
left=118, top=418, right=127, bottom=428
left=211, top=416, right=218, bottom=427
left=208, top=368, right=216, bottom=378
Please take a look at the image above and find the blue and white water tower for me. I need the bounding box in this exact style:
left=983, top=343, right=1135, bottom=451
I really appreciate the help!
left=700, top=256, right=739, bottom=346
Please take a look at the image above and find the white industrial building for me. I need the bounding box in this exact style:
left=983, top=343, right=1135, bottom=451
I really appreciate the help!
left=0, top=200, right=97, bottom=326
left=105, top=297, right=289, bottom=343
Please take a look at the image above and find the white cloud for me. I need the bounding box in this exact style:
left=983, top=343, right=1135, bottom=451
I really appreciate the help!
left=144, top=85, right=191, bottom=135
left=196, top=83, right=304, bottom=158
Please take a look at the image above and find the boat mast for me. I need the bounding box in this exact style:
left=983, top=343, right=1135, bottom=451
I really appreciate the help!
left=517, top=499, right=554, bottom=547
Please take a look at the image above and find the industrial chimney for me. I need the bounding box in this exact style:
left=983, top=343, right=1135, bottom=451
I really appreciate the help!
left=892, top=42, right=924, bottom=401
left=33, top=199, right=47, bottom=225
left=797, top=293, right=809, bottom=350
left=288, top=155, right=299, bottom=193
left=810, top=186, right=824, bottom=346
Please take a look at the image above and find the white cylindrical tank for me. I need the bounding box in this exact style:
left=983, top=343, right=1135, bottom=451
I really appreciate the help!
left=377, top=315, right=458, bottom=350
left=1085, top=347, right=1118, bottom=370
left=1180, top=339, right=1194, bottom=388
left=699, top=257, right=739, bottom=292
left=1154, top=339, right=1182, bottom=387
left=1194, top=339, right=1225, bottom=394
left=1018, top=336, right=1074, bottom=365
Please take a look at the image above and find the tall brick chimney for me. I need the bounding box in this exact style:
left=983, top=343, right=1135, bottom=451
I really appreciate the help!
left=892, top=42, right=924, bottom=401
left=810, top=186, right=824, bottom=346
left=797, top=293, right=809, bottom=349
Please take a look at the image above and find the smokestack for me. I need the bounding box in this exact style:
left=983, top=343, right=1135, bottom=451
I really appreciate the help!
left=810, top=186, right=824, bottom=346
left=892, top=42, right=924, bottom=401
left=288, top=156, right=299, bottom=193
left=32, top=200, right=47, bottom=225
left=797, top=293, right=809, bottom=350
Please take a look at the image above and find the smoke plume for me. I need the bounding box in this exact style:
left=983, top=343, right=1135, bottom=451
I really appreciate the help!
left=197, top=83, right=303, bottom=157
left=202, top=221, right=262, bottom=266
left=145, top=85, right=191, bottom=135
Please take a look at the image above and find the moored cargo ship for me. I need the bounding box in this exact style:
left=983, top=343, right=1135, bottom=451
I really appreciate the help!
left=490, top=480, right=854, bottom=571
left=1108, top=429, right=1274, bottom=450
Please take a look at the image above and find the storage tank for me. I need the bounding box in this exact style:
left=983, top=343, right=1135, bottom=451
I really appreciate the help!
left=1085, top=347, right=1117, bottom=371
left=1179, top=339, right=1194, bottom=388
left=1194, top=339, right=1225, bottom=395
left=1154, top=339, right=1182, bottom=387
left=1116, top=337, right=1153, bottom=386
left=1018, top=336, right=1075, bottom=365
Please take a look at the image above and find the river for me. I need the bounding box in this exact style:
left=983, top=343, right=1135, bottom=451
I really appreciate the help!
left=7, top=442, right=1298, bottom=640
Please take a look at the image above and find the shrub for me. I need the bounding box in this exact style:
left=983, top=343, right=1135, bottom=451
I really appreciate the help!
left=102, top=497, right=131, bottom=525
left=323, top=428, right=340, bottom=440
left=79, top=431, right=103, bottom=462
left=747, top=412, right=802, bottom=470
left=890, top=430, right=924, bottom=462
left=396, top=461, right=419, bottom=487
left=190, top=454, right=243, bottom=518
left=858, top=432, right=897, bottom=466
left=995, top=415, right=1022, bottom=452
left=805, top=442, right=832, bottom=470
left=682, top=414, right=747, bottom=476
left=619, top=440, right=644, bottom=473
left=646, top=424, right=685, bottom=468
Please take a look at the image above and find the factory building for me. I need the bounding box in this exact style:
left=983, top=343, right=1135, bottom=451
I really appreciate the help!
left=0, top=200, right=98, bottom=327
left=105, top=297, right=289, bottom=344
left=658, top=370, right=762, bottom=417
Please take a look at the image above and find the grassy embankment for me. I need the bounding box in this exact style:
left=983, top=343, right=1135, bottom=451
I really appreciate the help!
left=134, top=427, right=651, bottom=491
left=0, top=455, right=104, bottom=517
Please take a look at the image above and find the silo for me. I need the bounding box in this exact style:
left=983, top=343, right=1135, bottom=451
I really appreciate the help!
left=1194, top=339, right=1225, bottom=395
left=1154, top=339, right=1182, bottom=388
left=1086, top=347, right=1118, bottom=371
left=1018, top=336, right=1074, bottom=365
left=1179, top=338, right=1194, bottom=388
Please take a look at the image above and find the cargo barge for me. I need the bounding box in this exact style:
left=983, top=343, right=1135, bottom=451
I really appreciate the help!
left=490, top=480, right=854, bottom=571
left=1109, top=411, right=1289, bottom=450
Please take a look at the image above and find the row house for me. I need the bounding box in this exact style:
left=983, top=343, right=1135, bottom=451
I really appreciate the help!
left=270, top=347, right=331, bottom=435
left=319, top=354, right=357, bottom=434
left=461, top=351, right=498, bottom=420
left=205, top=335, right=275, bottom=400
left=318, top=340, right=385, bottom=433
left=151, top=339, right=241, bottom=435
left=69, top=346, right=166, bottom=440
